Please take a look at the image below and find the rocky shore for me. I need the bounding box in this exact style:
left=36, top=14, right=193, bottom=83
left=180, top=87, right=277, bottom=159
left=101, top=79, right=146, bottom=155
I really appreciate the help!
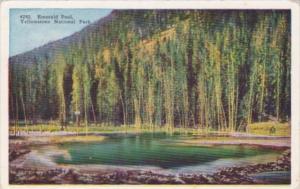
left=9, top=148, right=290, bottom=184
left=9, top=142, right=30, bottom=162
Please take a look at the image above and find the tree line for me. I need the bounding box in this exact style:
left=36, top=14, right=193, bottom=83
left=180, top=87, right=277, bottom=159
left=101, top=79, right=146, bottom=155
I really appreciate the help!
left=9, top=10, right=291, bottom=131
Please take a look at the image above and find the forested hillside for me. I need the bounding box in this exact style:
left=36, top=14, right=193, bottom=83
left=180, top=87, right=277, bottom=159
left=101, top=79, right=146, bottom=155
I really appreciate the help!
left=9, top=10, right=291, bottom=132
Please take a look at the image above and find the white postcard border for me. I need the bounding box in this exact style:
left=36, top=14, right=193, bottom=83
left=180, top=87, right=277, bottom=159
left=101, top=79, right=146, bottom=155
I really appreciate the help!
left=1, top=1, right=299, bottom=189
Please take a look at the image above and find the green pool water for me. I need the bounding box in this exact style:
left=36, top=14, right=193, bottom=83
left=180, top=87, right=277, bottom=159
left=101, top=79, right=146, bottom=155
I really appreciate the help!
left=54, top=133, right=281, bottom=169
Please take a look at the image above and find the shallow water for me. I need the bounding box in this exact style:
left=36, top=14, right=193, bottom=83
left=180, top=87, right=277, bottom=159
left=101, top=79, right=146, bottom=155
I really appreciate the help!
left=51, top=133, right=282, bottom=169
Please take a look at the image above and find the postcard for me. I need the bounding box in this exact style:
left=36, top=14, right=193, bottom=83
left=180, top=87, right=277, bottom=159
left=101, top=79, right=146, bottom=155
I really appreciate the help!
left=0, top=1, right=299, bottom=188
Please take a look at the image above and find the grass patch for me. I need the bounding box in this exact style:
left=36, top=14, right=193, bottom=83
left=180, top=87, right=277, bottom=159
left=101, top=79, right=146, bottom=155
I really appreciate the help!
left=9, top=123, right=213, bottom=135
left=9, top=122, right=290, bottom=137
left=27, top=135, right=106, bottom=144
left=10, top=124, right=137, bottom=133
left=248, top=121, right=290, bottom=137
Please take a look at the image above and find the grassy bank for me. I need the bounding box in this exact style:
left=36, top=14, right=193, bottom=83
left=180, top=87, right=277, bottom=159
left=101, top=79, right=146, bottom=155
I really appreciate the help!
left=9, top=121, right=290, bottom=137
left=9, top=124, right=215, bottom=136
left=248, top=122, right=290, bottom=137
left=26, top=135, right=106, bottom=144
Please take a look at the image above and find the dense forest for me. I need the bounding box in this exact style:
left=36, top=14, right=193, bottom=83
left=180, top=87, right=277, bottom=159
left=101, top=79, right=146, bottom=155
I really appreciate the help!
left=9, top=10, right=291, bottom=132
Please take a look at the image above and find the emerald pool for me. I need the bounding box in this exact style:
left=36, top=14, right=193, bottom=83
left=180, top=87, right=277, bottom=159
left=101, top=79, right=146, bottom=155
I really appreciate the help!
left=52, top=133, right=282, bottom=170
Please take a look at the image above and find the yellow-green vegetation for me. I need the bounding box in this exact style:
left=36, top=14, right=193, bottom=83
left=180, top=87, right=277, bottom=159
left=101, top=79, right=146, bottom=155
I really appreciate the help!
left=10, top=124, right=135, bottom=133
left=9, top=122, right=291, bottom=137
left=248, top=122, right=290, bottom=137
left=9, top=121, right=291, bottom=138
left=10, top=123, right=215, bottom=135
left=27, top=135, right=106, bottom=144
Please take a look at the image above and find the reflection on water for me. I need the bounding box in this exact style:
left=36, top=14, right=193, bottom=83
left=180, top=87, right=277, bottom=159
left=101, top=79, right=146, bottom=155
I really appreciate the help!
left=48, top=133, right=282, bottom=169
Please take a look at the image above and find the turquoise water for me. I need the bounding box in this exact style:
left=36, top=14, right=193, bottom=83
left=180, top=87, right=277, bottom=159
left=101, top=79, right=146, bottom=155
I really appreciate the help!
left=54, top=133, right=280, bottom=169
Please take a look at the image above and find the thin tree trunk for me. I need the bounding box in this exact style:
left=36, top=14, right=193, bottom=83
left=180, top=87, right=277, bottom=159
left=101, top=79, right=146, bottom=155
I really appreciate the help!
left=20, top=91, right=28, bottom=134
